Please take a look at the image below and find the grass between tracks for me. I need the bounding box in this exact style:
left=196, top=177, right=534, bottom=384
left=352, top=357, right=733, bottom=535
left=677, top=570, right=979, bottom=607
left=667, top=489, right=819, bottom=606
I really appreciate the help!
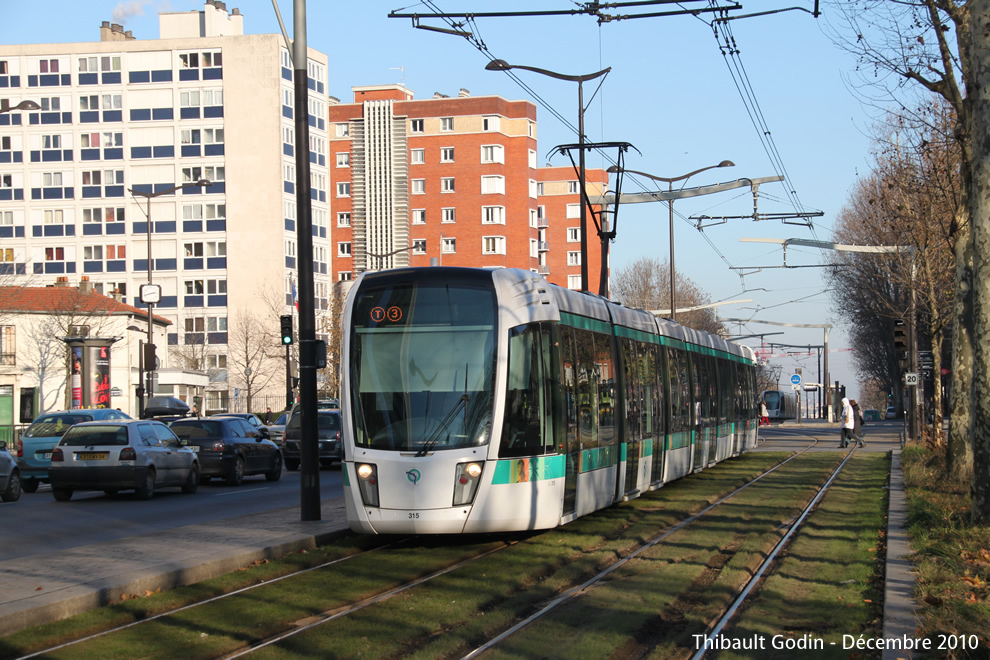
left=0, top=450, right=877, bottom=660
left=900, top=444, right=990, bottom=658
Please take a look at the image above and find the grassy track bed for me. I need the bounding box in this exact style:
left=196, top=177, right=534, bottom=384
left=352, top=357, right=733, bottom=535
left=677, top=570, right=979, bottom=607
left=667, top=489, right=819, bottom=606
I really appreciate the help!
left=713, top=453, right=890, bottom=659
left=0, top=450, right=833, bottom=660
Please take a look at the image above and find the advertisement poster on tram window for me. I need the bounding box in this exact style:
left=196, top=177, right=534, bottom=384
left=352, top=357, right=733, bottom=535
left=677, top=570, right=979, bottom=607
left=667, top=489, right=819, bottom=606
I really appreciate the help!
left=70, top=347, right=83, bottom=409
left=87, top=345, right=111, bottom=408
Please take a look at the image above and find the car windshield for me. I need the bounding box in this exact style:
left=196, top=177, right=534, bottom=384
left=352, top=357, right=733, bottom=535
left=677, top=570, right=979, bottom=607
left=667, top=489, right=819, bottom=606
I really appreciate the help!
left=25, top=414, right=94, bottom=438
left=60, top=425, right=129, bottom=446
left=171, top=421, right=223, bottom=438
left=275, top=413, right=287, bottom=425
left=286, top=413, right=340, bottom=430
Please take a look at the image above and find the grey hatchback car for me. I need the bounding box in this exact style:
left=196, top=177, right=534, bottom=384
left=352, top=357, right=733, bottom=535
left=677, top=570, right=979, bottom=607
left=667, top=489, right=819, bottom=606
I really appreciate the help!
left=49, top=420, right=199, bottom=501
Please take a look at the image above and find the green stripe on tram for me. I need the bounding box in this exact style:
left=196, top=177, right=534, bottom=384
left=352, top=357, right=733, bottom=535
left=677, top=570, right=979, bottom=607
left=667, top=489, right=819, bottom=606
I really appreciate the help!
left=580, top=445, right=617, bottom=472
left=491, top=454, right=566, bottom=484
left=559, top=312, right=612, bottom=335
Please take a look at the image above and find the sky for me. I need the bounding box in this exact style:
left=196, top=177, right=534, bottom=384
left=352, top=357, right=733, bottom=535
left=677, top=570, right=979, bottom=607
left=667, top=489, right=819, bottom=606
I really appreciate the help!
left=0, top=0, right=878, bottom=402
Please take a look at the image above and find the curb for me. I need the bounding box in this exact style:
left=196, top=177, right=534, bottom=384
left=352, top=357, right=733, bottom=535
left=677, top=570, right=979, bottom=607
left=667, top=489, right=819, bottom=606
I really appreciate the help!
left=882, top=450, right=919, bottom=659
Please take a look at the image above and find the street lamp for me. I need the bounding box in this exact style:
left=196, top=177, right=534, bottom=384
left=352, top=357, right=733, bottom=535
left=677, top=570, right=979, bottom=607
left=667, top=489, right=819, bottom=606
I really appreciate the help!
left=607, top=161, right=734, bottom=321
left=485, top=59, right=610, bottom=293
left=0, top=99, right=41, bottom=114
left=128, top=179, right=211, bottom=410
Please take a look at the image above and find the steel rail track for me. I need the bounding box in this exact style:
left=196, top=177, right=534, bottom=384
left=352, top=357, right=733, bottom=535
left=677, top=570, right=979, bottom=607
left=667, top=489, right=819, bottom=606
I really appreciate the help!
left=460, top=433, right=824, bottom=659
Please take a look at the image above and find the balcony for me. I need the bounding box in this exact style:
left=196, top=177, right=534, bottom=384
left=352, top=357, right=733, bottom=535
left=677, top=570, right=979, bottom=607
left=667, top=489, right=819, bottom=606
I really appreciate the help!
left=538, top=241, right=549, bottom=252
left=538, top=264, right=550, bottom=275
left=537, top=217, right=549, bottom=228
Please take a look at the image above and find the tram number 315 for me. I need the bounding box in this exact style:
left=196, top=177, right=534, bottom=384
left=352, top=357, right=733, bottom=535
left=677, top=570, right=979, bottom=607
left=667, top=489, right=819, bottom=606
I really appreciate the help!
left=408, top=512, right=420, bottom=519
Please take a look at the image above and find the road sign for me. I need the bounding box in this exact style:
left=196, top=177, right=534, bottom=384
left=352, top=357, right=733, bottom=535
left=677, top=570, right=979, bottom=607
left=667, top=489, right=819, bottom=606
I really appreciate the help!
left=792, top=384, right=801, bottom=391
left=905, top=373, right=919, bottom=386
left=790, top=373, right=802, bottom=385
left=234, top=387, right=240, bottom=397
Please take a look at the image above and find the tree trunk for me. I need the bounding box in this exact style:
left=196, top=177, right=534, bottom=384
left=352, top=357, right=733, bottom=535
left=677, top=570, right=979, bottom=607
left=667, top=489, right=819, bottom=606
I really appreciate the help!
left=967, top=0, right=990, bottom=524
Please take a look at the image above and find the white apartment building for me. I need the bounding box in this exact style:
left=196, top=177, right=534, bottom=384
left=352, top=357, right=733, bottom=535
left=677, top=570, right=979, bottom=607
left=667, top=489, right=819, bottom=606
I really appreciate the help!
left=0, top=1, right=332, bottom=412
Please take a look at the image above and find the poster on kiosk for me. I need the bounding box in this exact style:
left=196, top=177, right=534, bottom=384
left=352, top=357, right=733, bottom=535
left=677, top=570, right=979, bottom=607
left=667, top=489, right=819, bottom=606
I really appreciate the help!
left=64, top=338, right=117, bottom=410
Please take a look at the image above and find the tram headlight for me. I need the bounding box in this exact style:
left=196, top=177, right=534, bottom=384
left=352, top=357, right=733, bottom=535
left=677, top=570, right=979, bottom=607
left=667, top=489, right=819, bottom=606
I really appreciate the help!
left=452, top=462, right=484, bottom=506
left=356, top=463, right=379, bottom=507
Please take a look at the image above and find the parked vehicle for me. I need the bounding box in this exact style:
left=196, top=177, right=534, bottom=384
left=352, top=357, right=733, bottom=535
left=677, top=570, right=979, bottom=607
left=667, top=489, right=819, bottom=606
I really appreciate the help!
left=48, top=420, right=199, bottom=501
left=267, top=412, right=289, bottom=446
left=885, top=406, right=898, bottom=420
left=281, top=409, right=342, bottom=470
left=169, top=417, right=282, bottom=485
left=1, top=440, right=21, bottom=503
left=863, top=409, right=881, bottom=422
left=285, top=399, right=339, bottom=426
left=18, top=409, right=131, bottom=493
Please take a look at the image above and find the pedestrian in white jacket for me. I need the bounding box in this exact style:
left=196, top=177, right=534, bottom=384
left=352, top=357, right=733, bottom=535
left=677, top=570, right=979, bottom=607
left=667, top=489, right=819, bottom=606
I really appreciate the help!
left=839, top=397, right=855, bottom=448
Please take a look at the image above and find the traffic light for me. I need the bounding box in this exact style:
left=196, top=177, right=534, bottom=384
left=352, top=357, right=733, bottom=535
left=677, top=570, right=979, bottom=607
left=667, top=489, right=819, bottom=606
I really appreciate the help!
left=893, top=320, right=907, bottom=351
left=280, top=315, right=293, bottom=345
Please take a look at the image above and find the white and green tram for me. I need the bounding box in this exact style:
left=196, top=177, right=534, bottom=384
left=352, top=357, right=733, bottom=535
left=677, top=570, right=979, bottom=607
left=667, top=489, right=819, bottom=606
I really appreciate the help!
left=341, top=267, right=759, bottom=534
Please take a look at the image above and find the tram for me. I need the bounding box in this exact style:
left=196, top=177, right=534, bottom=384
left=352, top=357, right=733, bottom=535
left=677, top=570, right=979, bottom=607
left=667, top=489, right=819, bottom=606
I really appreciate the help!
left=340, top=267, right=759, bottom=534
left=760, top=389, right=797, bottom=421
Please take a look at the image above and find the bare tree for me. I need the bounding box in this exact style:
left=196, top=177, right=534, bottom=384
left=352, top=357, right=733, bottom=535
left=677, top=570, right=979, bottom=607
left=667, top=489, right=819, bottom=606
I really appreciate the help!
left=226, top=313, right=279, bottom=413
left=822, top=0, right=990, bottom=521
left=611, top=256, right=726, bottom=336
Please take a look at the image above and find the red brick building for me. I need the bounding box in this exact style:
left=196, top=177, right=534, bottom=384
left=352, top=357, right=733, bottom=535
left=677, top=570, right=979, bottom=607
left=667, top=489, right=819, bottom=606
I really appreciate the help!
left=326, top=84, right=607, bottom=290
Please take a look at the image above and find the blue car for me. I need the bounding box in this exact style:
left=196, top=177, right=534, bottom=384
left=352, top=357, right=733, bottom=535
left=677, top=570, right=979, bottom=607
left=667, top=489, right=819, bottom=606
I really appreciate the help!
left=18, top=409, right=131, bottom=493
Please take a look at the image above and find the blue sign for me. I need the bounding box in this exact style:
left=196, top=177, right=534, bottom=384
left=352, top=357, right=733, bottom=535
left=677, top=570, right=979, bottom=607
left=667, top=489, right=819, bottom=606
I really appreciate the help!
left=790, top=374, right=802, bottom=385
left=234, top=388, right=240, bottom=397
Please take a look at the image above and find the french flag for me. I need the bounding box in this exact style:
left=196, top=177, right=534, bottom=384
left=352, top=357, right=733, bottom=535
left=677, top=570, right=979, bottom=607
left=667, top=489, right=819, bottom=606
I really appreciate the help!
left=291, top=280, right=299, bottom=311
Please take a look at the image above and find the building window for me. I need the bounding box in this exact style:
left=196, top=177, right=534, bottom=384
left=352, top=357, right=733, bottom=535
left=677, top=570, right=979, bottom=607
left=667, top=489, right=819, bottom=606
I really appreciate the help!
left=206, top=241, right=225, bottom=257
left=40, top=97, right=61, bottom=112
left=410, top=148, right=425, bottom=164
left=412, top=239, right=426, bottom=254
left=568, top=251, right=581, bottom=266
left=529, top=209, right=538, bottom=228
left=0, top=326, right=15, bottom=366
left=411, top=209, right=426, bottom=224
left=336, top=152, right=350, bottom=167
left=567, top=227, right=580, bottom=242
left=339, top=272, right=352, bottom=281
left=185, top=280, right=204, bottom=294
left=207, top=353, right=227, bottom=369
left=45, top=247, right=65, bottom=261
left=83, top=245, right=103, bottom=261
left=440, top=147, right=454, bottom=163
left=567, top=275, right=581, bottom=290
left=530, top=239, right=539, bottom=258
left=482, top=206, right=505, bottom=224
left=537, top=182, right=545, bottom=195
left=184, top=242, right=204, bottom=257
left=482, top=115, right=500, bottom=132
left=335, top=123, right=349, bottom=137
left=337, top=212, right=351, bottom=227
left=566, top=203, right=581, bottom=219
left=440, top=117, right=454, bottom=131
left=0, top=212, right=12, bottom=226
left=529, top=179, right=538, bottom=198
left=442, top=208, right=456, bottom=223
left=106, top=244, right=126, bottom=259
left=441, top=238, right=456, bottom=254
left=481, top=145, right=504, bottom=164
left=568, top=181, right=579, bottom=194
left=483, top=236, right=505, bottom=255
left=528, top=149, right=537, bottom=168
left=411, top=179, right=425, bottom=194
left=441, top=177, right=455, bottom=193
left=338, top=242, right=352, bottom=257
left=481, top=175, right=505, bottom=194
left=207, top=279, right=226, bottom=294
left=410, top=118, right=424, bottom=133
left=336, top=182, right=351, bottom=197
left=42, top=172, right=64, bottom=189
left=43, top=209, right=64, bottom=225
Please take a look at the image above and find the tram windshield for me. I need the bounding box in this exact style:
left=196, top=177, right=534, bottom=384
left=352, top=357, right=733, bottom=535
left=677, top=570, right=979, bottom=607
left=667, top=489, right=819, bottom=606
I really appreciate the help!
left=349, top=275, right=497, bottom=452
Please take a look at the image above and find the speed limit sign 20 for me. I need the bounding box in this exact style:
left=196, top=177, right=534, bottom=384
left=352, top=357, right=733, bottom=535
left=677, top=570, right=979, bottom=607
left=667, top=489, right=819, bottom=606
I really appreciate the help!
left=905, top=372, right=920, bottom=386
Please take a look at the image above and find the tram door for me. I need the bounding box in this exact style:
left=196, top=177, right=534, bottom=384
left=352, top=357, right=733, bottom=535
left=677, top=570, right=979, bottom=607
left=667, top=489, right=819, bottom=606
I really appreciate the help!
left=559, top=326, right=579, bottom=519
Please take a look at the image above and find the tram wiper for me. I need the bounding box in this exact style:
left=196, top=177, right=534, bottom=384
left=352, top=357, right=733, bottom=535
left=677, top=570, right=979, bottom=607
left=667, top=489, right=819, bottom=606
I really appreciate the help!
left=416, top=365, right=470, bottom=457
left=416, top=393, right=469, bottom=456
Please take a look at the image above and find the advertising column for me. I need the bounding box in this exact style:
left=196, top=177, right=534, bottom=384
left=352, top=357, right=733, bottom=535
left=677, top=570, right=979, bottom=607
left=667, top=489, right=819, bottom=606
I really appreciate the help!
left=64, top=338, right=118, bottom=409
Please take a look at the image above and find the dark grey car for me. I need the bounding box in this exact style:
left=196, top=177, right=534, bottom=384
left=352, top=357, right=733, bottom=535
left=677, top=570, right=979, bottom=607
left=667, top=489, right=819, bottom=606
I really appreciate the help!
left=281, top=410, right=342, bottom=470
left=0, top=440, right=20, bottom=502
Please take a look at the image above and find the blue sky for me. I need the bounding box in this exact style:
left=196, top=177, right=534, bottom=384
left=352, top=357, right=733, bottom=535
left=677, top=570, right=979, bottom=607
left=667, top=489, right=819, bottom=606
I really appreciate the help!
left=1, top=0, right=875, bottom=399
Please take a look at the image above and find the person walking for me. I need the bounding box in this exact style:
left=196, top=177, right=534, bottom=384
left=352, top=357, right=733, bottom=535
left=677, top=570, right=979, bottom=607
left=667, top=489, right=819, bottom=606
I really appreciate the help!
left=760, top=399, right=769, bottom=427
left=264, top=407, right=273, bottom=425
left=850, top=398, right=866, bottom=447
left=839, top=397, right=854, bottom=448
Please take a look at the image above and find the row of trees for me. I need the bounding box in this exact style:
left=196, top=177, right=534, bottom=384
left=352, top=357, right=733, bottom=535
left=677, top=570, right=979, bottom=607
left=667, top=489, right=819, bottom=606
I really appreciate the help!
left=824, top=0, right=990, bottom=522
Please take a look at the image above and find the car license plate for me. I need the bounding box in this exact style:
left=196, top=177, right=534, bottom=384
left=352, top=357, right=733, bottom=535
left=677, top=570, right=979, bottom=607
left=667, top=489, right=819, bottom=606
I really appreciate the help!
left=77, top=452, right=109, bottom=460
left=42, top=452, right=52, bottom=459
left=188, top=445, right=199, bottom=452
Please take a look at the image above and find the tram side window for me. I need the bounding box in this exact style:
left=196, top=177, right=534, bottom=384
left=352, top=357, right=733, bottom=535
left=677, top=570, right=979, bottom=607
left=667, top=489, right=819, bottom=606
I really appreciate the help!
left=500, top=324, right=551, bottom=458
left=644, top=343, right=662, bottom=439
left=621, top=338, right=641, bottom=443
left=559, top=326, right=578, bottom=449
left=575, top=327, right=599, bottom=451
left=667, top=347, right=691, bottom=434
left=596, top=333, right=615, bottom=446
left=718, top=358, right=733, bottom=425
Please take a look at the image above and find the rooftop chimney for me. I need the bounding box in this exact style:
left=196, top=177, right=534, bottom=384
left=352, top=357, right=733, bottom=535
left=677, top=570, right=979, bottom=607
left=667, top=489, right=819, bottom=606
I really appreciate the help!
left=79, top=276, right=94, bottom=296
left=53, top=277, right=70, bottom=287
left=459, top=88, right=470, bottom=97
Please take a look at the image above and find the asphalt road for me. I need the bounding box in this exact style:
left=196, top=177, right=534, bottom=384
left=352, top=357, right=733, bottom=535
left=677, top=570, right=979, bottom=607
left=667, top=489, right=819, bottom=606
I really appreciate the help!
left=1, top=468, right=345, bottom=561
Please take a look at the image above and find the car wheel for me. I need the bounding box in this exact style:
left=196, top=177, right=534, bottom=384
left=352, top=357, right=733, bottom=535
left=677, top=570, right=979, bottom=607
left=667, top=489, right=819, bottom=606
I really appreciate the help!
left=226, top=456, right=245, bottom=486
left=1, top=469, right=21, bottom=502
left=22, top=477, right=39, bottom=494
left=265, top=453, right=283, bottom=482
left=52, top=487, right=73, bottom=502
left=285, top=458, right=300, bottom=471
left=135, top=469, right=156, bottom=500
left=182, top=463, right=200, bottom=494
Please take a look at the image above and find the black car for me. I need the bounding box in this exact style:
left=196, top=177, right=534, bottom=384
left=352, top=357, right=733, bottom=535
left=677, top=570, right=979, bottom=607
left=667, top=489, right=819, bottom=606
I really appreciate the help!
left=282, top=410, right=342, bottom=470
left=212, top=413, right=269, bottom=433
left=169, top=417, right=282, bottom=485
